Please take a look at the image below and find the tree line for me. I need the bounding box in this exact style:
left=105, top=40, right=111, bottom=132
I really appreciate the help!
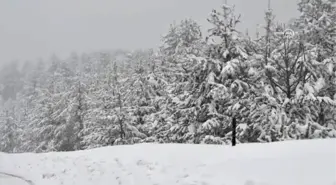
left=0, top=0, right=335, bottom=153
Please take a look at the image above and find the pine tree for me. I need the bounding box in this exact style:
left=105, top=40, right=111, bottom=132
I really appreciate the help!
left=248, top=0, right=336, bottom=142
left=159, top=19, right=206, bottom=143
left=192, top=3, right=253, bottom=144
left=0, top=99, right=19, bottom=152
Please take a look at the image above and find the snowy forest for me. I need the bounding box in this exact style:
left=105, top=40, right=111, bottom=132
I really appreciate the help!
left=0, top=0, right=335, bottom=153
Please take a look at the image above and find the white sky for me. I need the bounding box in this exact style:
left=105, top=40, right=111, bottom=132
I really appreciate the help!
left=0, top=0, right=299, bottom=63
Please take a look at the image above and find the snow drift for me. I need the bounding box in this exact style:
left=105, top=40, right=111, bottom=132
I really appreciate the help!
left=0, top=139, right=335, bottom=185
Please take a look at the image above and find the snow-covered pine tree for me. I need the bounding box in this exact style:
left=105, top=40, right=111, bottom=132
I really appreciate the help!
left=249, top=0, right=336, bottom=142
left=295, top=0, right=336, bottom=59
left=187, top=3, right=254, bottom=144
left=0, top=99, right=20, bottom=152
left=294, top=0, right=336, bottom=135
left=80, top=60, right=119, bottom=149
left=124, top=51, right=170, bottom=144
left=23, top=55, right=79, bottom=152
left=160, top=19, right=204, bottom=83
left=159, top=19, right=206, bottom=143
left=55, top=73, right=87, bottom=151
left=81, top=58, right=147, bottom=148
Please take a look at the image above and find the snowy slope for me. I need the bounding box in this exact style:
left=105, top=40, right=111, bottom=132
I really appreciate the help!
left=0, top=139, right=335, bottom=185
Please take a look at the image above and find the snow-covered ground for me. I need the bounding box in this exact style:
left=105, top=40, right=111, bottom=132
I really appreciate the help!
left=0, top=139, right=335, bottom=185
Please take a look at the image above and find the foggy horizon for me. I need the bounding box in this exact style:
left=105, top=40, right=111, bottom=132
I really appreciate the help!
left=0, top=0, right=299, bottom=64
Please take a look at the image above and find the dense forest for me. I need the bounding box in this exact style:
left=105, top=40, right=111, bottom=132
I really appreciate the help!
left=0, top=0, right=335, bottom=153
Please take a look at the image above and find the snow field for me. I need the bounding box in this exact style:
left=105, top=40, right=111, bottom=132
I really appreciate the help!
left=0, top=139, right=335, bottom=185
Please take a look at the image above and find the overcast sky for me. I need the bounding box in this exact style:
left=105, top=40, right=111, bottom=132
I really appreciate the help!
left=0, top=0, right=299, bottom=63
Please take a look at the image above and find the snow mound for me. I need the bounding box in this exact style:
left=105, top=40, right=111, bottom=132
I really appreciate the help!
left=0, top=139, right=335, bottom=185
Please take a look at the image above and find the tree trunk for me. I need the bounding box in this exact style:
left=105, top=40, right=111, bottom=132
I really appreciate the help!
left=232, top=117, right=237, bottom=146
left=118, top=93, right=125, bottom=139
